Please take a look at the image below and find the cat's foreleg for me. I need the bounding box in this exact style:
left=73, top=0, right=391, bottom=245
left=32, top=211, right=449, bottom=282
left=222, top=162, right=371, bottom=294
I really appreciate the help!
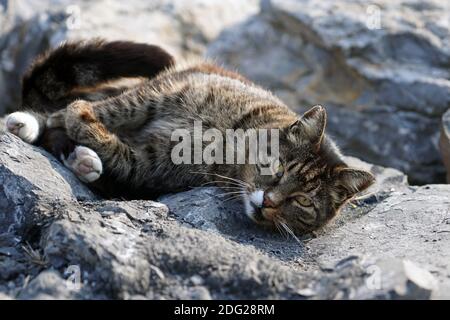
left=48, top=100, right=146, bottom=185
left=47, top=89, right=154, bottom=132
left=61, top=145, right=103, bottom=183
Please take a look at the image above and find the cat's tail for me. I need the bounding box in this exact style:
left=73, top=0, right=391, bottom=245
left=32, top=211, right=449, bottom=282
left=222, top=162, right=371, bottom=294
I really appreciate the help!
left=21, top=39, right=175, bottom=112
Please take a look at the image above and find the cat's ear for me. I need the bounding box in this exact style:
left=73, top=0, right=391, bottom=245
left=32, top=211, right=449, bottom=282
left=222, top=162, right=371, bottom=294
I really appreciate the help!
left=290, top=105, right=326, bottom=150
left=333, top=168, right=375, bottom=199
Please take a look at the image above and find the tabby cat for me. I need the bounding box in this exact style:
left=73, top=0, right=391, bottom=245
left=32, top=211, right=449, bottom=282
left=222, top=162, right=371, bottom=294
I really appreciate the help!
left=5, top=40, right=374, bottom=235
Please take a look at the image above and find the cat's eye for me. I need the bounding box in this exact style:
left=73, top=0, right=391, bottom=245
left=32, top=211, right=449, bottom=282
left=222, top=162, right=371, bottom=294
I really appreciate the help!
left=275, top=163, right=284, bottom=178
left=294, top=195, right=313, bottom=207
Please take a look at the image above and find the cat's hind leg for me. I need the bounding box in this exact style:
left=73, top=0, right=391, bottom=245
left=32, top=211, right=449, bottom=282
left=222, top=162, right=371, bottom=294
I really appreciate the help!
left=5, top=112, right=103, bottom=183
left=4, top=111, right=44, bottom=143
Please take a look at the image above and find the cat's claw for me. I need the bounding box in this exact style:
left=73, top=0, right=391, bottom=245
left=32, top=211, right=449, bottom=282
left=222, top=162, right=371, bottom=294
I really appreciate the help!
left=5, top=112, right=40, bottom=143
left=63, top=146, right=103, bottom=183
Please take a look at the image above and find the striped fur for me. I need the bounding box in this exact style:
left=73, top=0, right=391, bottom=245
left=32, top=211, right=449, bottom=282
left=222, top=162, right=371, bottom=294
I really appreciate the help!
left=15, top=40, right=374, bottom=234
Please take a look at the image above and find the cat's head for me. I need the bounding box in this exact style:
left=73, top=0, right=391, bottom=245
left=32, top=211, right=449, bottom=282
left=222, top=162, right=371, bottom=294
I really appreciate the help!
left=240, top=105, right=375, bottom=235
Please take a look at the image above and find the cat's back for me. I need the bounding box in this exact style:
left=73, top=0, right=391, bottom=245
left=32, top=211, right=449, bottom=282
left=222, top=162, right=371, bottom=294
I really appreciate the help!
left=140, top=60, right=294, bottom=131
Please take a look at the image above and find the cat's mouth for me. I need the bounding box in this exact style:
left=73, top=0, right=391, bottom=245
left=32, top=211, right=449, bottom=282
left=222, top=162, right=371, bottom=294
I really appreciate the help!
left=246, top=203, right=276, bottom=227
left=244, top=189, right=273, bottom=226
left=243, top=191, right=274, bottom=226
left=249, top=202, right=265, bottom=222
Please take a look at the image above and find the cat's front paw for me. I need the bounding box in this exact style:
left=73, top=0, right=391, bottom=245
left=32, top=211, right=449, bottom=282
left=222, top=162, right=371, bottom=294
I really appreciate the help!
left=62, top=146, right=103, bottom=183
left=5, top=112, right=40, bottom=143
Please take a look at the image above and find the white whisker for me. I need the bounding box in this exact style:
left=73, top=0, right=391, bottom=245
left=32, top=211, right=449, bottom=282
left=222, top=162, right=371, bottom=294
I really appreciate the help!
left=278, top=220, right=302, bottom=245
left=191, top=171, right=250, bottom=188
left=201, top=180, right=245, bottom=188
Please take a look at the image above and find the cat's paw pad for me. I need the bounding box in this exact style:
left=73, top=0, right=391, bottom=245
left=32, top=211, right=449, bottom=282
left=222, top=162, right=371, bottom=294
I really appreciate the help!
left=63, top=146, right=103, bottom=183
left=5, top=112, right=40, bottom=143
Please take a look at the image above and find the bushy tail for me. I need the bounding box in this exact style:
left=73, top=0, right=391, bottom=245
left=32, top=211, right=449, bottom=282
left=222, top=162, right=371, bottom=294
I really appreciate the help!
left=21, top=39, right=175, bottom=112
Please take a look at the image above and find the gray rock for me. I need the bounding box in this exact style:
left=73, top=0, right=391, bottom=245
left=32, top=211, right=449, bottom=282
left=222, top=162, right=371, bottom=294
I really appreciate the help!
left=307, top=184, right=450, bottom=299
left=0, top=133, right=96, bottom=237
left=0, top=292, right=12, bottom=300
left=0, top=2, right=63, bottom=116
left=18, top=270, right=78, bottom=300
left=315, top=257, right=438, bottom=300
left=0, top=133, right=448, bottom=299
left=440, top=109, right=450, bottom=183
left=208, top=0, right=450, bottom=184
left=0, top=0, right=258, bottom=114
left=370, top=259, right=438, bottom=300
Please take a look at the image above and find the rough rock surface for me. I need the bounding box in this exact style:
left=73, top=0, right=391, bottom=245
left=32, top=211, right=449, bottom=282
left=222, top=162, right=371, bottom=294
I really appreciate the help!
left=440, top=109, right=450, bottom=183
left=0, top=0, right=258, bottom=114
left=208, top=0, right=450, bottom=184
left=1, top=133, right=449, bottom=299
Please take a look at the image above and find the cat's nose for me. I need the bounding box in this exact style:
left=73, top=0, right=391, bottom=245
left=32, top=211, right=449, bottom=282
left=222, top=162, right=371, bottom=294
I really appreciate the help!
left=263, top=192, right=276, bottom=208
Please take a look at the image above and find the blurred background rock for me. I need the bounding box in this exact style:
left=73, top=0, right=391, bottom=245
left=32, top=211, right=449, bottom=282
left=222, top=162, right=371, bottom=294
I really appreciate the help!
left=1, top=0, right=449, bottom=184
